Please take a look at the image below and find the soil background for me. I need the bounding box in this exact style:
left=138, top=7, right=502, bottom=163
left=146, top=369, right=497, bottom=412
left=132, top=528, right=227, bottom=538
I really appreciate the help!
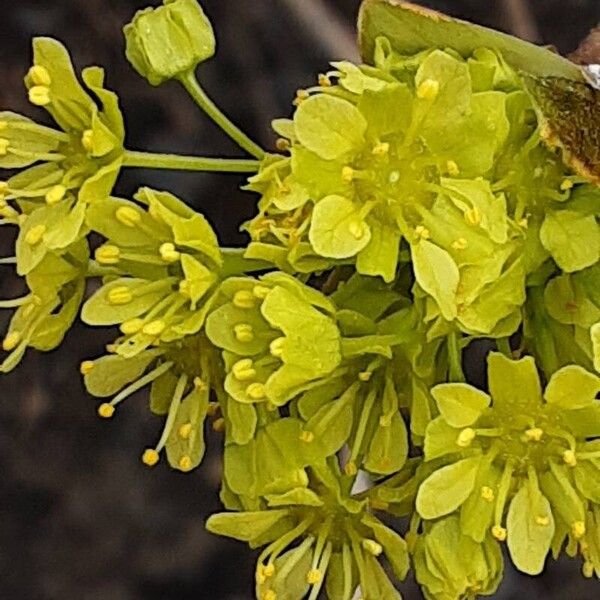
left=1, top=1, right=599, bottom=599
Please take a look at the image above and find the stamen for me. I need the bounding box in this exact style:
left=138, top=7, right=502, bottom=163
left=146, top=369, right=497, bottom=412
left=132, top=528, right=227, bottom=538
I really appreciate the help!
left=359, top=371, right=372, bottom=382
left=232, top=358, right=256, bottom=381
left=233, top=290, right=256, bottom=309
left=115, top=206, right=142, bottom=227
left=572, top=521, right=586, bottom=539
left=98, top=403, right=115, bottom=419
left=95, top=244, right=121, bottom=265
left=25, top=224, right=46, bottom=246
left=560, top=179, right=574, bottom=191
left=275, top=138, right=290, bottom=152
left=0, top=139, right=8, bottom=156
left=2, top=331, right=22, bottom=352
left=372, top=142, right=390, bottom=156
left=583, top=562, right=594, bottom=578
left=417, top=78, right=439, bottom=101
left=45, top=184, right=66, bottom=205
left=234, top=323, right=254, bottom=343
left=464, top=207, right=482, bottom=227
left=107, top=286, right=133, bottom=305
left=28, top=85, right=51, bottom=106
left=81, top=129, right=94, bottom=153
left=457, top=427, right=476, bottom=448
left=299, top=430, right=314, bottom=443
left=524, top=427, right=544, bottom=442
left=563, top=449, right=577, bottom=467
left=142, top=320, right=166, bottom=337
left=179, top=456, right=193, bottom=471
left=481, top=486, right=495, bottom=502
left=446, top=160, right=460, bottom=176
left=179, top=422, right=193, bottom=439
left=212, top=417, right=226, bottom=433
left=318, top=74, right=332, bottom=87
left=348, top=220, right=367, bottom=240
left=535, top=516, right=550, bottom=526
left=491, top=525, right=507, bottom=542
left=253, top=285, right=271, bottom=299
left=159, top=242, right=180, bottom=263
left=80, top=360, right=95, bottom=376
left=452, top=238, right=468, bottom=251
left=246, top=382, right=267, bottom=400
left=120, top=318, right=144, bottom=335
left=293, top=89, right=310, bottom=106
left=415, top=225, right=430, bottom=240
left=28, top=65, right=52, bottom=87
left=362, top=539, right=383, bottom=556
left=269, top=337, right=285, bottom=358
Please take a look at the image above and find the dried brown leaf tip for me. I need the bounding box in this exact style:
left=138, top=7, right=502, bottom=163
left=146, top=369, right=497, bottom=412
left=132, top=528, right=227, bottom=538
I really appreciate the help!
left=570, top=26, right=600, bottom=65
left=525, top=75, right=600, bottom=185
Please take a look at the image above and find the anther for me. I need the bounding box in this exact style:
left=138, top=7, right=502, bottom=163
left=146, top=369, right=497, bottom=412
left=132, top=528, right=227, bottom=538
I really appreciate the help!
left=234, top=323, right=254, bottom=343
left=572, top=521, right=586, bottom=539
left=264, top=590, right=277, bottom=600
left=25, top=224, right=46, bottom=246
left=45, top=184, right=66, bottom=205
left=563, top=449, right=577, bottom=467
left=98, top=403, right=115, bottom=419
left=28, top=85, right=51, bottom=106
left=2, top=331, right=22, bottom=352
left=115, top=206, right=141, bottom=227
left=270, top=337, right=285, bottom=358
left=246, top=382, right=267, bottom=400
left=142, top=320, right=166, bottom=337
left=372, top=142, right=390, bottom=156
left=300, top=430, right=314, bottom=443
left=362, top=539, right=383, bottom=556
left=518, top=217, right=529, bottom=229
left=275, top=138, right=290, bottom=152
left=457, top=427, right=476, bottom=448
left=212, top=417, right=226, bottom=433
left=583, top=562, right=594, bottom=579
left=0, top=139, right=8, bottom=156
left=293, top=89, right=310, bottom=106
left=342, top=166, right=355, bottom=183
left=388, top=170, right=400, bottom=184
left=447, top=160, right=460, bottom=176
left=233, top=290, right=256, bottom=309
left=80, top=360, right=95, bottom=376
left=318, top=73, right=332, bottom=87
left=344, top=461, right=357, bottom=476
left=120, top=318, right=144, bottom=335
left=307, top=569, right=322, bottom=585
left=179, top=422, right=193, bottom=440
left=28, top=65, right=52, bottom=87
left=464, top=207, right=482, bottom=227
left=263, top=563, right=275, bottom=578
left=415, top=225, right=430, bottom=240
left=525, top=427, right=544, bottom=442
left=253, top=285, right=271, bottom=300
left=206, top=402, right=219, bottom=417
left=452, top=238, right=468, bottom=251
left=481, top=486, right=495, bottom=502
left=193, top=377, right=207, bottom=390
left=142, top=449, right=160, bottom=467
left=179, top=455, right=193, bottom=471
left=348, top=220, right=366, bottom=240
left=107, top=286, right=133, bottom=305
left=560, top=179, right=574, bottom=191
left=95, top=244, right=121, bottom=265
left=232, top=359, right=256, bottom=381
left=81, top=129, right=94, bottom=153
left=417, top=78, right=440, bottom=101
left=159, top=242, right=180, bottom=263
left=491, top=525, right=507, bottom=542
left=535, top=516, right=550, bottom=527
left=359, top=371, right=372, bottom=382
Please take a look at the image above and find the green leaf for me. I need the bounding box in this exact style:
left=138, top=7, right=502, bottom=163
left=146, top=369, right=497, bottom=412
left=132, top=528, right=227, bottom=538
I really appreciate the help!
left=294, top=94, right=367, bottom=160
left=206, top=509, right=292, bottom=544
left=356, top=216, right=401, bottom=283
left=416, top=456, right=480, bottom=519
left=423, top=416, right=461, bottom=461
left=362, top=513, right=410, bottom=581
left=309, top=195, right=372, bottom=259
left=544, top=365, right=600, bottom=410
left=225, top=398, right=257, bottom=446
left=506, top=483, right=554, bottom=575
left=365, top=412, right=408, bottom=475
left=431, top=383, right=491, bottom=427
left=574, top=461, right=600, bottom=503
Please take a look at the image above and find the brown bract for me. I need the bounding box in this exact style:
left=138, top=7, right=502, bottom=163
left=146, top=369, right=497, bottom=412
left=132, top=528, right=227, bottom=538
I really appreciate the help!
left=570, top=26, right=600, bottom=65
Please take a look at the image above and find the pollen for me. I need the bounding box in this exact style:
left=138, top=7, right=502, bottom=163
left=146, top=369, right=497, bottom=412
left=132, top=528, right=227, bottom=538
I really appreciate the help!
left=95, top=244, right=121, bottom=265
left=269, top=337, right=285, bottom=358
left=307, top=569, right=322, bottom=585
left=415, top=225, right=430, bottom=240
left=492, top=525, right=507, bottom=542
left=246, top=382, right=267, bottom=400
left=563, top=449, right=577, bottom=467
left=348, top=220, right=366, bottom=240
left=2, top=331, right=22, bottom=352
left=417, top=78, right=440, bottom=101
left=81, top=129, right=94, bottom=153
left=372, top=142, right=390, bottom=156
left=252, top=284, right=271, bottom=300
left=342, top=166, right=355, bottom=182
left=232, top=358, right=256, bottom=381
left=142, top=448, right=160, bottom=467
left=300, top=430, right=314, bottom=443
left=115, top=206, right=142, bottom=227
left=464, top=207, right=482, bottom=227
left=560, top=179, right=574, bottom=191
left=79, top=360, right=95, bottom=376
left=28, top=65, right=52, bottom=87
left=179, top=422, right=193, bottom=439
left=263, top=563, right=275, bottom=578
left=212, top=417, right=226, bottom=433
left=0, top=139, right=8, bottom=156
left=234, top=323, right=254, bottom=343
left=233, top=289, right=256, bottom=309
left=447, top=160, right=460, bottom=176
left=143, top=320, right=166, bottom=337
left=457, top=427, right=476, bottom=448
left=452, top=238, right=468, bottom=250
left=120, top=318, right=144, bottom=335
left=344, top=460, right=357, bottom=476
left=318, top=73, right=332, bottom=87
left=28, top=85, right=51, bottom=106
left=194, top=377, right=208, bottom=391
left=525, top=427, right=544, bottom=442
left=159, top=242, right=181, bottom=263
left=98, top=403, right=115, bottom=419
left=481, top=486, right=495, bottom=502
left=107, top=286, right=133, bottom=305
left=362, top=539, right=383, bottom=556
left=179, top=455, right=193, bottom=471
left=45, top=184, right=66, bottom=205
left=572, top=521, right=586, bottom=539
left=25, top=224, right=47, bottom=246
left=535, top=516, right=550, bottom=527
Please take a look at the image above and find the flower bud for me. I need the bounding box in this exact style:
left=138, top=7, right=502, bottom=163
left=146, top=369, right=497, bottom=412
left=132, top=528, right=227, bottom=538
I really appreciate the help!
left=124, top=0, right=216, bottom=86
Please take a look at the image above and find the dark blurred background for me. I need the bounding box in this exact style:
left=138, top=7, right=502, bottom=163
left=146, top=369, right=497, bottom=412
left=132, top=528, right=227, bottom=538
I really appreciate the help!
left=0, top=1, right=599, bottom=599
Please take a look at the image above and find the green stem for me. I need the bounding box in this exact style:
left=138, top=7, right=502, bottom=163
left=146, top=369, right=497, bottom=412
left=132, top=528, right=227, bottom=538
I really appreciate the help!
left=496, top=337, right=512, bottom=358
left=220, top=247, right=272, bottom=277
left=447, top=332, right=466, bottom=383
left=123, top=150, right=260, bottom=173
left=179, top=71, right=265, bottom=159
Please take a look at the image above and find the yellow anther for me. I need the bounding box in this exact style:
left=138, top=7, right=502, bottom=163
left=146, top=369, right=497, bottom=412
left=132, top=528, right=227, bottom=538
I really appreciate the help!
left=563, top=449, right=577, bottom=467
left=447, top=160, right=460, bottom=176
left=79, top=360, right=95, bottom=376
left=583, top=562, right=595, bottom=579
left=452, top=238, right=469, bottom=251
left=233, top=289, right=256, bottom=309
left=179, top=422, right=193, bottom=440
left=359, top=371, right=372, bottom=382
left=492, top=525, right=507, bottom=542
left=535, top=516, right=550, bottom=527
left=159, top=242, right=180, bottom=263
left=263, top=563, right=275, bottom=578
left=307, top=569, right=322, bottom=585
left=234, top=323, right=254, bottom=343
left=457, top=427, right=476, bottom=448
left=560, top=179, right=574, bottom=191
left=246, top=382, right=267, bottom=400
left=142, top=320, right=166, bottom=337
left=270, top=337, right=285, bottom=358
left=572, top=521, right=586, bottom=539
left=28, top=85, right=51, bottom=106
left=525, top=427, right=544, bottom=442
left=481, top=486, right=495, bottom=502
left=372, top=142, right=390, bottom=156
left=253, top=285, right=271, bottom=300
left=415, top=225, right=430, bottom=240
left=370, top=498, right=390, bottom=511
left=81, top=129, right=94, bottom=153
left=232, top=358, right=256, bottom=381
left=388, top=170, right=401, bottom=184
left=263, top=590, right=277, bottom=600
left=107, top=286, right=133, bottom=305
left=464, top=207, right=482, bottom=227
left=106, top=343, right=118, bottom=353
left=25, top=224, right=46, bottom=246
left=342, top=166, right=355, bottom=183
left=348, top=220, right=366, bottom=240
left=318, top=73, right=332, bottom=87
left=206, top=402, right=219, bottom=417
left=28, top=65, right=52, bottom=87
left=45, top=184, right=66, bottom=205
left=0, top=139, right=8, bottom=156
left=2, top=331, right=22, bottom=352
left=194, top=377, right=207, bottom=390
left=533, top=167, right=544, bottom=179
left=300, top=430, right=315, bottom=443
left=362, top=539, right=383, bottom=556
left=275, top=138, right=290, bottom=152
left=115, top=206, right=141, bottom=227
left=212, top=417, right=226, bottom=433
left=344, top=461, right=357, bottom=476
left=142, top=449, right=160, bottom=467
left=0, top=181, right=8, bottom=194
left=417, top=78, right=440, bottom=101
left=518, top=217, right=529, bottom=229
left=120, top=318, right=144, bottom=335
left=95, top=244, right=121, bottom=265
left=293, top=89, right=310, bottom=106
left=98, top=403, right=115, bottom=419
left=179, top=455, right=193, bottom=471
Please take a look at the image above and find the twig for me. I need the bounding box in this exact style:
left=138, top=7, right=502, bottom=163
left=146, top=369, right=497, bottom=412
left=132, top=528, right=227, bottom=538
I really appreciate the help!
left=503, top=0, right=541, bottom=43
left=276, top=0, right=360, bottom=61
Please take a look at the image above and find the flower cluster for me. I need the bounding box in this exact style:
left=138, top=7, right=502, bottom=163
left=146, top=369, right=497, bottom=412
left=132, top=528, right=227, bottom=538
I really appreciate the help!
left=1, top=1, right=600, bottom=599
